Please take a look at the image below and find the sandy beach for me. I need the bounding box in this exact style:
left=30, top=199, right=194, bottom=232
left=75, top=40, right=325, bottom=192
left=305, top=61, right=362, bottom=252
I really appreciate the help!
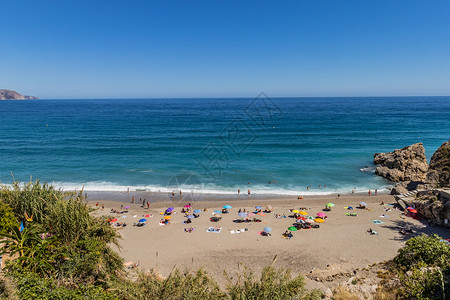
left=89, top=193, right=450, bottom=290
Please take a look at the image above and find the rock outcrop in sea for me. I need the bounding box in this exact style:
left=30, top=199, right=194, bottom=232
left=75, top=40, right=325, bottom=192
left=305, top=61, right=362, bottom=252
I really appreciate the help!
left=0, top=89, right=38, bottom=100
left=373, top=143, right=428, bottom=182
left=426, top=140, right=450, bottom=188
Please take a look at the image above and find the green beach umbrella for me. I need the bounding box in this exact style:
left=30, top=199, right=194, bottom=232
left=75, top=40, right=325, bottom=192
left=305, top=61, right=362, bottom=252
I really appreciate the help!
left=288, top=226, right=297, bottom=231
left=326, top=203, right=335, bottom=207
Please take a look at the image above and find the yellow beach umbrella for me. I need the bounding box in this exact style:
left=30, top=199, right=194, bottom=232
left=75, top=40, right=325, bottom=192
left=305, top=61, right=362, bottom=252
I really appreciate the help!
left=164, top=216, right=172, bottom=220
left=299, top=211, right=308, bottom=216
left=315, top=218, right=324, bottom=223
left=292, top=209, right=300, bottom=213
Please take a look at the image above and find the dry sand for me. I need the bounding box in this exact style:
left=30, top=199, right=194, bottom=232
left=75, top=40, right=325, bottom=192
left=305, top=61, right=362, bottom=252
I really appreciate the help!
left=89, top=193, right=450, bottom=291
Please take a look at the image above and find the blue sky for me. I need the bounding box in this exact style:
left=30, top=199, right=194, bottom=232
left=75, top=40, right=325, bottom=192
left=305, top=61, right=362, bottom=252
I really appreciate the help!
left=2, top=0, right=450, bottom=98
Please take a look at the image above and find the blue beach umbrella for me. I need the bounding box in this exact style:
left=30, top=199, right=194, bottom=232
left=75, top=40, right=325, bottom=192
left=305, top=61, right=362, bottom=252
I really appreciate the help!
left=193, top=209, right=201, bottom=213
left=263, top=227, right=272, bottom=232
left=255, top=206, right=262, bottom=209
left=138, top=218, right=147, bottom=223
left=166, top=207, right=174, bottom=213
left=214, top=210, right=222, bottom=214
left=186, top=215, right=195, bottom=219
left=223, top=205, right=232, bottom=209
left=238, top=212, right=247, bottom=218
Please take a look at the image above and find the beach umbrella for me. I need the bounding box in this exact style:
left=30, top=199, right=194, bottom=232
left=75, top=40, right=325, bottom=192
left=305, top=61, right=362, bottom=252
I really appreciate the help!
left=238, top=212, right=247, bottom=218
left=184, top=204, right=191, bottom=208
left=255, top=206, right=262, bottom=210
left=138, top=218, right=147, bottom=222
left=214, top=210, right=222, bottom=214
left=164, top=216, right=171, bottom=220
left=315, top=218, right=324, bottom=223
left=408, top=209, right=418, bottom=214
left=296, top=219, right=305, bottom=224
left=359, top=202, right=367, bottom=207
left=124, top=206, right=130, bottom=209
left=292, top=209, right=300, bottom=213
left=247, top=212, right=255, bottom=217
left=186, top=215, right=195, bottom=219
left=193, top=209, right=201, bottom=213
left=297, top=216, right=306, bottom=221
left=263, top=227, right=272, bottom=233
left=144, top=214, right=151, bottom=217
left=288, top=226, right=298, bottom=231
left=166, top=207, right=174, bottom=213
left=326, top=203, right=335, bottom=207
left=317, top=212, right=326, bottom=218
left=223, top=205, right=232, bottom=209
left=110, top=218, right=118, bottom=223
left=305, top=219, right=315, bottom=223
left=266, top=205, right=273, bottom=211
left=299, top=211, right=308, bottom=216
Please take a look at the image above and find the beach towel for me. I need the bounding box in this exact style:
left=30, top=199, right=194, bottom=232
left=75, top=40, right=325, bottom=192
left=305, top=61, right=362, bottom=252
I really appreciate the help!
left=133, top=215, right=137, bottom=218
left=230, top=230, right=235, bottom=234
left=372, top=220, right=384, bottom=224
left=207, top=227, right=222, bottom=233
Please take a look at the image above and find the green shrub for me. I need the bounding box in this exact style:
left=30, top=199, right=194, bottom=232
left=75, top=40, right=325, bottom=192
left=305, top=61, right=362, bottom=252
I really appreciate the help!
left=225, top=266, right=322, bottom=300
left=398, top=263, right=447, bottom=300
left=394, top=234, right=450, bottom=270
left=0, top=200, right=18, bottom=235
left=10, top=271, right=116, bottom=300
left=113, top=269, right=225, bottom=300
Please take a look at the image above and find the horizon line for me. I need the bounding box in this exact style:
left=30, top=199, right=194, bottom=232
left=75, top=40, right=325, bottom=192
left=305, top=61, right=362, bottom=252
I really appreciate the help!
left=25, top=94, right=450, bottom=100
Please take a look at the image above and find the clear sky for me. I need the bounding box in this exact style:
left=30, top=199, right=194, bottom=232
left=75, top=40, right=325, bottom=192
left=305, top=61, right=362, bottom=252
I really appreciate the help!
left=2, top=0, right=450, bottom=99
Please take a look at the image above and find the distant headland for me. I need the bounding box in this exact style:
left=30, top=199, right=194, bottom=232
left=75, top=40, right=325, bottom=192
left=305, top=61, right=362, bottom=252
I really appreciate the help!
left=0, top=89, right=39, bottom=100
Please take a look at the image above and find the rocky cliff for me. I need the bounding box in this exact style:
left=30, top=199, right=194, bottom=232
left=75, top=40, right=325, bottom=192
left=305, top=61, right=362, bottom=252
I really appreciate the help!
left=0, top=89, right=38, bottom=100
left=373, top=143, right=428, bottom=182
left=426, top=140, right=450, bottom=187
left=406, top=189, right=450, bottom=228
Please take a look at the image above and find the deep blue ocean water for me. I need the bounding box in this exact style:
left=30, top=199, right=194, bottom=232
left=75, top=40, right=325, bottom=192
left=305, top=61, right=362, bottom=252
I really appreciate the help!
left=0, top=96, right=449, bottom=196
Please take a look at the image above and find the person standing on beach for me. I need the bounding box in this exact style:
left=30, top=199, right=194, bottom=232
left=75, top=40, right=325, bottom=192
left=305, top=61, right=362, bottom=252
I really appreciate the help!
left=375, top=189, right=378, bottom=196
left=180, top=190, right=182, bottom=198
left=147, top=201, right=150, bottom=209
left=248, top=189, right=251, bottom=197
left=238, top=189, right=240, bottom=196
left=368, top=189, right=371, bottom=196
left=131, top=196, right=135, bottom=204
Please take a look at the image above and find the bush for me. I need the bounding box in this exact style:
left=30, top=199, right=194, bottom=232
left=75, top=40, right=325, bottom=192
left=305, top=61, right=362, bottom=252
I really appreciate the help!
left=9, top=271, right=115, bottom=300
left=0, top=200, right=18, bottom=235
left=398, top=263, right=447, bottom=300
left=394, top=234, right=450, bottom=270
left=225, top=266, right=322, bottom=300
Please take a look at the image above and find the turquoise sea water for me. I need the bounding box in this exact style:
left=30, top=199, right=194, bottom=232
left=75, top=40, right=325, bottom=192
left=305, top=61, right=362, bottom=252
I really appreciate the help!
left=0, top=96, right=449, bottom=196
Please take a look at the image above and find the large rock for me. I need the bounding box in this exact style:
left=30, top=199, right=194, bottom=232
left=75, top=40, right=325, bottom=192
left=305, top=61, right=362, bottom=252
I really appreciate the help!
left=373, top=143, right=428, bottom=182
left=426, top=140, right=450, bottom=187
left=408, top=190, right=450, bottom=228
left=0, top=89, right=38, bottom=100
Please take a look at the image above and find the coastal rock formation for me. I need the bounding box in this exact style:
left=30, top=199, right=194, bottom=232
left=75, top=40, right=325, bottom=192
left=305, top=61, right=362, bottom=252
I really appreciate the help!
left=407, top=189, right=450, bottom=228
left=373, top=143, right=428, bottom=182
left=426, top=140, right=450, bottom=187
left=0, top=89, right=38, bottom=100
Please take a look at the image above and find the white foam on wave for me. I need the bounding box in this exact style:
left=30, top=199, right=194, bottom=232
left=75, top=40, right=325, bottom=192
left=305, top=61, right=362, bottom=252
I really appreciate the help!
left=50, top=181, right=391, bottom=196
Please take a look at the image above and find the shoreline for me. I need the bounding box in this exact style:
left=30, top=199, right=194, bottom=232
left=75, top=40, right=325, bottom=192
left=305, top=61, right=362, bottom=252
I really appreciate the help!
left=84, top=189, right=390, bottom=204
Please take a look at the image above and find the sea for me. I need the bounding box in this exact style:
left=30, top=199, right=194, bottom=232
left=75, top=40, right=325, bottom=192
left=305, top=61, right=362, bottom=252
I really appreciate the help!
left=0, top=96, right=449, bottom=198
